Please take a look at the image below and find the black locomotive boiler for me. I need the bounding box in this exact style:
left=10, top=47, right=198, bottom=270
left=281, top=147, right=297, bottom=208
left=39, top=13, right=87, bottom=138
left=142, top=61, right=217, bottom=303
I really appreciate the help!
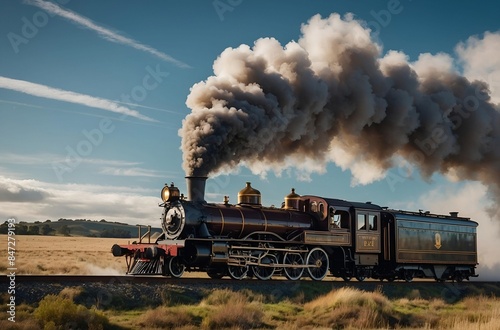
left=112, top=176, right=478, bottom=282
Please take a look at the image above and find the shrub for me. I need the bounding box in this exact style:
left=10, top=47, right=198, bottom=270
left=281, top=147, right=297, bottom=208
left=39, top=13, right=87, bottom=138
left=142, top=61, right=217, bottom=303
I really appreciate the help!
left=300, top=287, right=395, bottom=329
left=138, top=306, right=195, bottom=329
left=201, top=289, right=264, bottom=329
left=201, top=288, right=264, bottom=306
left=202, top=300, right=264, bottom=329
left=201, top=289, right=247, bottom=306
left=34, top=294, right=108, bottom=330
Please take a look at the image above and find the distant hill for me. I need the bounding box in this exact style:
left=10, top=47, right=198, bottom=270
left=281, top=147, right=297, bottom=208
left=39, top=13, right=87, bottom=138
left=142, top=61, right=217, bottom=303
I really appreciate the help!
left=0, top=219, right=162, bottom=239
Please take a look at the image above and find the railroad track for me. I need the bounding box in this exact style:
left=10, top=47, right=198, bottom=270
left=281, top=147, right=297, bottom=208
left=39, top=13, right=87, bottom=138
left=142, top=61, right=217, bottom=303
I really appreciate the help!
left=4, top=274, right=498, bottom=308
left=3, top=274, right=496, bottom=285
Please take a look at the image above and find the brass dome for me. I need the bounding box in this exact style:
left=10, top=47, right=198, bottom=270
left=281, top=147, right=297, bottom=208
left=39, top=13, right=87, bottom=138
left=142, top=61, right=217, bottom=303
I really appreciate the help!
left=284, top=188, right=301, bottom=210
left=238, top=182, right=261, bottom=205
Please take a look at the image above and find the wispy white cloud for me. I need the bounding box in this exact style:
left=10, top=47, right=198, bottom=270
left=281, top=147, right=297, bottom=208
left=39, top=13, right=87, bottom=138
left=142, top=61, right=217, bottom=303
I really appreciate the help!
left=26, top=0, right=190, bottom=69
left=0, top=152, right=142, bottom=167
left=0, top=76, right=156, bottom=122
left=0, top=153, right=57, bottom=166
left=99, top=166, right=166, bottom=178
left=115, top=100, right=184, bottom=115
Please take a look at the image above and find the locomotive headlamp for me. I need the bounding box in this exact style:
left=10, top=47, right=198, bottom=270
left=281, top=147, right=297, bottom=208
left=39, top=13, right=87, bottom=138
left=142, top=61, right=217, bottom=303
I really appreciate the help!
left=161, top=183, right=180, bottom=202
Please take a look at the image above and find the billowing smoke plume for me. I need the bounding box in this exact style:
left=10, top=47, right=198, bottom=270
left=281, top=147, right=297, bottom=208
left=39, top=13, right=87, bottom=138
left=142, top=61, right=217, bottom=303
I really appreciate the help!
left=179, top=13, right=500, bottom=215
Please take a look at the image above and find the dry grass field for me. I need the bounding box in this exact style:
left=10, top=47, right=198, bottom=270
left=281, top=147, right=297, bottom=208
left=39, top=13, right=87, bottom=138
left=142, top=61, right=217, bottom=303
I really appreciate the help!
left=0, top=235, right=130, bottom=275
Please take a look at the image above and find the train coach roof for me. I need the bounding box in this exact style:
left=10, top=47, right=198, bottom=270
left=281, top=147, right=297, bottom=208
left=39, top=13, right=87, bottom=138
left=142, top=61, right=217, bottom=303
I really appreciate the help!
left=302, top=195, right=383, bottom=211
left=387, top=210, right=478, bottom=226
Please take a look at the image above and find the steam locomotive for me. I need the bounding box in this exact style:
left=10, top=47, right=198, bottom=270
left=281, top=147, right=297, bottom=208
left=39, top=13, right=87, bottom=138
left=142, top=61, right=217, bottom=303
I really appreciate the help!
left=112, top=176, right=478, bottom=282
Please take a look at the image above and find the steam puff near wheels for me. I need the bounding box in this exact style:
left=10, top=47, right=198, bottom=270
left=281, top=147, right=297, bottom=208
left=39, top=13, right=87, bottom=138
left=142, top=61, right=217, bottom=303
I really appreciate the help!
left=112, top=178, right=478, bottom=282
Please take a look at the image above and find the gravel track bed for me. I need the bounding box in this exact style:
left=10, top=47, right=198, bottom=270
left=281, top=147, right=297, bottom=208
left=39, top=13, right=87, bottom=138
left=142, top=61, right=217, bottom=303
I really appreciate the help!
left=11, top=276, right=499, bottom=309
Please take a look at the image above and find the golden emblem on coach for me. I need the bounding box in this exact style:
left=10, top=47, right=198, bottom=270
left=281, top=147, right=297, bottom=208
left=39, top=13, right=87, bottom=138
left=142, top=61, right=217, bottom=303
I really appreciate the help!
left=434, top=232, right=442, bottom=249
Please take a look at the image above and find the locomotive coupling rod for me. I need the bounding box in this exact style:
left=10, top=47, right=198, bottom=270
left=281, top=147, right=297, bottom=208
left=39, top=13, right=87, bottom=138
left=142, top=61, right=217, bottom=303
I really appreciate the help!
left=227, top=260, right=319, bottom=269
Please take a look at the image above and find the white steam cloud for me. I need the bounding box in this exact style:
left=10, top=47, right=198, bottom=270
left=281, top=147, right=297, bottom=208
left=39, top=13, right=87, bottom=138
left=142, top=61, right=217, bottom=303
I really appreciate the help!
left=456, top=31, right=500, bottom=104
left=179, top=14, right=500, bottom=219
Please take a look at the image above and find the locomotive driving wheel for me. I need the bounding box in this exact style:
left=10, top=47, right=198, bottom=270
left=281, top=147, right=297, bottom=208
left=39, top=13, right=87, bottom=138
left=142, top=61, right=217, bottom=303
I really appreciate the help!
left=283, top=252, right=305, bottom=281
left=228, top=264, right=248, bottom=280
left=227, top=250, right=248, bottom=280
left=306, top=247, right=329, bottom=281
left=252, top=254, right=277, bottom=281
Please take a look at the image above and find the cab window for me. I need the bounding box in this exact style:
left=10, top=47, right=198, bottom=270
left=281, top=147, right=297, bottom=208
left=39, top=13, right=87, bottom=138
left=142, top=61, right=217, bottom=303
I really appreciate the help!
left=357, top=214, right=366, bottom=230
left=329, top=208, right=350, bottom=230
left=368, top=214, right=378, bottom=230
left=357, top=212, right=378, bottom=231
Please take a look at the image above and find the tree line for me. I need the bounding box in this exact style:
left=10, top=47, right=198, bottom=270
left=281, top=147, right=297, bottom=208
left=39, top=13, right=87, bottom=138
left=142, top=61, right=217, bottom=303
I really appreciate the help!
left=0, top=221, right=131, bottom=238
left=0, top=222, right=57, bottom=235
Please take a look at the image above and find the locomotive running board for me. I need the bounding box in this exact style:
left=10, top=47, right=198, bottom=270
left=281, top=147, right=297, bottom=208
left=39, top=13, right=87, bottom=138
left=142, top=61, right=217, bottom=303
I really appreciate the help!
left=229, top=245, right=309, bottom=253
left=155, top=239, right=185, bottom=246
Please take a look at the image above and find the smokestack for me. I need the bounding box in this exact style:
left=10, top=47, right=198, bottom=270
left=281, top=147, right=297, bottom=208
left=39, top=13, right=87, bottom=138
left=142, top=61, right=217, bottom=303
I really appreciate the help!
left=185, top=176, right=207, bottom=202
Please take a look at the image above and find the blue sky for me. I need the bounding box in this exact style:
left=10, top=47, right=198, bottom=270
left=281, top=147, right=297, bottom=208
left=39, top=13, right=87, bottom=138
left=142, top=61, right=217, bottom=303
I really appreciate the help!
left=1, top=1, right=500, bottom=274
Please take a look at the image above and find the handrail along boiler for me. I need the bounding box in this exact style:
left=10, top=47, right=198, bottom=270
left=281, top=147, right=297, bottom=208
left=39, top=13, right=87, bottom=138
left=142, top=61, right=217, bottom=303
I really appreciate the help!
left=112, top=177, right=478, bottom=281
